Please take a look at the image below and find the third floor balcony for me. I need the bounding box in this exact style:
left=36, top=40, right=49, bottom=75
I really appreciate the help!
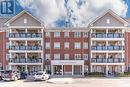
left=92, top=33, right=124, bottom=38
left=91, top=45, right=124, bottom=50
left=9, top=33, right=42, bottom=38
left=9, top=45, right=42, bottom=50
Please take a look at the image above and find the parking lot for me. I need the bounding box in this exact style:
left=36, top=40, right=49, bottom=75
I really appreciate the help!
left=0, top=77, right=130, bottom=87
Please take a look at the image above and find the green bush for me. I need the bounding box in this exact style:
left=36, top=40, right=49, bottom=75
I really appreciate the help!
left=87, top=72, right=104, bottom=77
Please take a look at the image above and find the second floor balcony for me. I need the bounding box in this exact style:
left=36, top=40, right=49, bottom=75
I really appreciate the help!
left=91, top=58, right=124, bottom=63
left=9, top=45, right=42, bottom=50
left=9, top=33, right=42, bottom=38
left=9, top=58, right=42, bottom=63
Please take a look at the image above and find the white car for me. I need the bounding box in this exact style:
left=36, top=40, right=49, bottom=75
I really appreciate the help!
left=33, top=71, right=50, bottom=81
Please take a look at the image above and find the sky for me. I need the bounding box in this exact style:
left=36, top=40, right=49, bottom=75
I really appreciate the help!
left=1, top=0, right=130, bottom=27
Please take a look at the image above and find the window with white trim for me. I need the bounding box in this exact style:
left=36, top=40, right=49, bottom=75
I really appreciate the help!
left=45, top=42, right=50, bottom=49
left=83, top=42, right=88, bottom=49
left=45, top=32, right=50, bottom=37
left=64, top=32, right=69, bottom=37
left=54, top=54, right=60, bottom=60
left=54, top=32, right=60, bottom=37
left=83, top=32, right=88, bottom=37
left=54, top=42, right=60, bottom=49
left=45, top=54, right=50, bottom=60
left=24, top=18, right=27, bottom=24
left=64, top=54, right=69, bottom=60
left=106, top=19, right=110, bottom=24
left=6, top=42, right=9, bottom=49
left=83, top=54, right=88, bottom=60
left=6, top=53, right=10, bottom=60
left=74, top=42, right=81, bottom=49
left=74, top=54, right=81, bottom=60
left=64, top=42, right=69, bottom=48
left=74, top=32, right=81, bottom=38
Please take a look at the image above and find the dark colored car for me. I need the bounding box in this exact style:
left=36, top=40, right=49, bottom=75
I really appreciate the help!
left=0, top=70, right=4, bottom=80
left=20, top=71, right=27, bottom=79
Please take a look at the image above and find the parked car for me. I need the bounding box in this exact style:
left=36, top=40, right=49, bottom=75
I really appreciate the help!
left=2, top=70, right=21, bottom=81
left=20, top=71, right=27, bottom=79
left=0, top=70, right=4, bottom=80
left=33, top=71, right=50, bottom=81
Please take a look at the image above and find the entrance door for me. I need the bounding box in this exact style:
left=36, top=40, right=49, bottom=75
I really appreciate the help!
left=53, top=65, right=62, bottom=75
left=74, top=65, right=82, bottom=75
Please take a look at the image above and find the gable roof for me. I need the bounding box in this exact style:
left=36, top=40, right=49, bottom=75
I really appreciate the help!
left=89, top=9, right=128, bottom=26
left=5, top=10, right=44, bottom=26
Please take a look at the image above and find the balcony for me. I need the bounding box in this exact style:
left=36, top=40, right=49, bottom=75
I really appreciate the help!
left=9, top=33, right=42, bottom=38
left=9, top=45, right=42, bottom=50
left=92, top=33, right=124, bottom=38
left=92, top=46, right=124, bottom=50
left=91, top=58, right=124, bottom=63
left=9, top=58, right=42, bottom=63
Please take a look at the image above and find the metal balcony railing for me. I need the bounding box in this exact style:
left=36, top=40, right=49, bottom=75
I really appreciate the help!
left=9, top=58, right=42, bottom=63
left=9, top=45, right=42, bottom=50
left=92, top=46, right=124, bottom=50
left=92, top=33, right=124, bottom=38
left=91, top=58, right=124, bottom=63
left=9, top=33, right=42, bottom=38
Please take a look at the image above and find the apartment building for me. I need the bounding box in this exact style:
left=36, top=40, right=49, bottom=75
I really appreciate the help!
left=44, top=28, right=89, bottom=75
left=89, top=11, right=127, bottom=76
left=5, top=11, right=44, bottom=73
left=0, top=9, right=130, bottom=76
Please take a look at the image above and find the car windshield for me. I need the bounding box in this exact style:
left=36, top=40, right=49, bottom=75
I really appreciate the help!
left=36, top=73, right=43, bottom=75
left=4, top=71, right=12, bottom=74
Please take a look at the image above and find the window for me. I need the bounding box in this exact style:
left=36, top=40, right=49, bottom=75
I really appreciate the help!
left=83, top=32, right=88, bottom=37
left=83, top=54, right=88, bottom=60
left=45, top=32, right=50, bottom=37
left=74, top=54, right=81, bottom=60
left=45, top=42, right=50, bottom=49
left=6, top=54, right=10, bottom=60
left=74, top=32, right=81, bottom=38
left=6, top=42, right=9, bottom=49
left=64, top=32, right=69, bottom=37
left=45, top=65, right=51, bottom=70
left=54, top=32, right=60, bottom=37
left=24, top=18, right=27, bottom=24
left=64, top=42, right=69, bottom=48
left=83, top=42, right=88, bottom=49
left=64, top=54, right=69, bottom=60
left=54, top=54, right=60, bottom=60
left=54, top=42, right=60, bottom=49
left=106, top=19, right=110, bottom=24
left=74, top=42, right=81, bottom=49
left=45, top=54, right=50, bottom=60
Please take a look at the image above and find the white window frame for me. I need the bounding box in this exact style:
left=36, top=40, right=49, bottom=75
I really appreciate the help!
left=74, top=32, right=81, bottom=38
left=74, top=42, right=81, bottom=49
left=64, top=32, right=69, bottom=37
left=54, top=32, right=60, bottom=37
left=54, top=54, right=60, bottom=60
left=83, top=32, right=88, bottom=37
left=24, top=18, right=27, bottom=24
left=45, top=42, right=50, bottom=49
left=83, top=54, right=88, bottom=60
left=64, top=42, right=69, bottom=49
left=83, top=42, right=88, bottom=49
left=45, top=32, right=50, bottom=37
left=64, top=54, right=69, bottom=60
left=74, top=54, right=81, bottom=60
left=54, top=42, right=60, bottom=49
left=45, top=54, right=50, bottom=60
